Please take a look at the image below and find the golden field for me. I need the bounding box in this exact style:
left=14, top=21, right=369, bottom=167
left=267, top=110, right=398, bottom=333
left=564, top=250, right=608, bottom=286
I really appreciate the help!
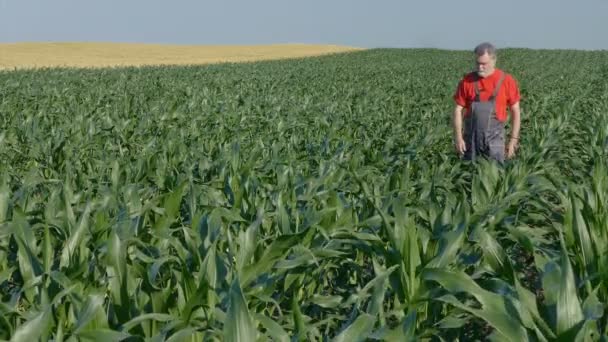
left=0, top=42, right=363, bottom=70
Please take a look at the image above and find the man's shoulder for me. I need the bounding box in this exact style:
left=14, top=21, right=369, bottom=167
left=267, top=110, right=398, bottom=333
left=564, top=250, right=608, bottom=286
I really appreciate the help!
left=497, top=69, right=517, bottom=81
left=497, top=70, right=520, bottom=88
left=457, top=72, right=478, bottom=88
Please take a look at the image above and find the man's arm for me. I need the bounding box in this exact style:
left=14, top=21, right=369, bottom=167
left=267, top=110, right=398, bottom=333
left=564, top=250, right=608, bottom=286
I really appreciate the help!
left=452, top=78, right=468, bottom=155
left=506, top=101, right=521, bottom=159
left=509, top=101, right=521, bottom=140
left=453, top=104, right=466, bottom=155
left=453, top=105, right=464, bottom=139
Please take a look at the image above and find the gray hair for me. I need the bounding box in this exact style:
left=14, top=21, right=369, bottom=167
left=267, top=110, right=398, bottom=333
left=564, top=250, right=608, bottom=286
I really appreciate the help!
left=473, top=42, right=497, bottom=57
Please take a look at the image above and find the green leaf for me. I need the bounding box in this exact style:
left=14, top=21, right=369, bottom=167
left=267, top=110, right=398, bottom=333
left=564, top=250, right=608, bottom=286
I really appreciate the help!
left=369, top=309, right=417, bottom=341
left=60, top=203, right=92, bottom=268
left=236, top=212, right=262, bottom=277
left=367, top=259, right=391, bottom=317
left=165, top=327, right=199, bottom=342
left=241, top=229, right=308, bottom=287
left=164, top=181, right=187, bottom=220
left=311, top=295, right=343, bottom=309
left=332, top=313, right=375, bottom=342
left=426, top=225, right=466, bottom=268
left=292, top=293, right=307, bottom=342
left=224, top=277, right=256, bottom=342
left=570, top=194, right=595, bottom=273
left=15, top=236, right=44, bottom=287
left=542, top=243, right=584, bottom=335
left=77, top=329, right=131, bottom=342
left=582, top=288, right=604, bottom=320
left=42, top=224, right=53, bottom=274
left=423, top=268, right=528, bottom=341
left=106, top=229, right=130, bottom=324
left=10, top=309, right=51, bottom=342
left=74, top=293, right=107, bottom=333
left=470, top=225, right=510, bottom=276
left=513, top=275, right=556, bottom=339
left=254, top=313, right=290, bottom=342
left=0, top=178, right=9, bottom=223
left=121, top=313, right=175, bottom=332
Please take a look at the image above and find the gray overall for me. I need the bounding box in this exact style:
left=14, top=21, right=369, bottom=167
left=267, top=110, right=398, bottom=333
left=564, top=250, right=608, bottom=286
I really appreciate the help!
left=463, top=72, right=506, bottom=164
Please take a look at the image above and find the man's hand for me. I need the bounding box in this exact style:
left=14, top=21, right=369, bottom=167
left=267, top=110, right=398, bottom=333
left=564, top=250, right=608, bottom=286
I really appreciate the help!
left=455, top=136, right=466, bottom=156
left=506, top=138, right=518, bottom=159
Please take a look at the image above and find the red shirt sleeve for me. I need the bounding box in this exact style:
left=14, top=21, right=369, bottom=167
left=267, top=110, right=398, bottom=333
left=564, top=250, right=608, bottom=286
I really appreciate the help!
left=453, top=79, right=467, bottom=107
left=506, top=76, right=521, bottom=106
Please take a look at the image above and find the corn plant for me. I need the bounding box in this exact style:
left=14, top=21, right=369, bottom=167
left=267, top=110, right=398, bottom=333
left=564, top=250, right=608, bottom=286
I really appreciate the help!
left=1, top=48, right=607, bottom=341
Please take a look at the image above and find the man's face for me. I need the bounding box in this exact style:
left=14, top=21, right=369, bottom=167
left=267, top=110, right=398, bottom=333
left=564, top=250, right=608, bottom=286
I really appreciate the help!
left=475, top=53, right=496, bottom=78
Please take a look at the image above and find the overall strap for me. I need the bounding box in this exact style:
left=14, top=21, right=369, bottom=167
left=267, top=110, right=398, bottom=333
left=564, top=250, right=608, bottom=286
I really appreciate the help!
left=489, top=71, right=506, bottom=101
left=473, top=71, right=506, bottom=101
left=473, top=76, right=480, bottom=101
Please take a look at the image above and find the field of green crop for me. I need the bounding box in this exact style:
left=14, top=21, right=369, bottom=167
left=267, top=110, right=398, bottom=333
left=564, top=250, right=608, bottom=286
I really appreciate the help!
left=1, top=49, right=607, bottom=341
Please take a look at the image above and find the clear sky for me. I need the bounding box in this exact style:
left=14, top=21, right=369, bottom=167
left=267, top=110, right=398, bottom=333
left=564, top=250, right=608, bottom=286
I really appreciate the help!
left=1, top=0, right=607, bottom=50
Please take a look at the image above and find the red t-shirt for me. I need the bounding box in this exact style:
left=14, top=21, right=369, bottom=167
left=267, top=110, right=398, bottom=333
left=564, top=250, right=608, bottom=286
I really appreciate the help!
left=453, top=68, right=521, bottom=122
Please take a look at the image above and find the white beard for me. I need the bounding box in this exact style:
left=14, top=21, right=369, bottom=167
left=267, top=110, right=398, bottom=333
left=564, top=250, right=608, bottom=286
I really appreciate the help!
left=477, top=69, right=493, bottom=78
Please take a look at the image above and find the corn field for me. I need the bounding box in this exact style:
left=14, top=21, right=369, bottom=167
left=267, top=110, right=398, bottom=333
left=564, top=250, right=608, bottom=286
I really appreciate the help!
left=1, top=49, right=607, bottom=341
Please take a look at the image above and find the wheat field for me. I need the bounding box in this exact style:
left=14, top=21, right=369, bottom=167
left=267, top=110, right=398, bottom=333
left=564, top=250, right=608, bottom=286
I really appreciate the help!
left=0, top=42, right=363, bottom=70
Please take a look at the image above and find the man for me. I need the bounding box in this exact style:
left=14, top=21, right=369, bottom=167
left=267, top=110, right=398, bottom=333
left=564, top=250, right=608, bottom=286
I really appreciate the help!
left=452, top=42, right=521, bottom=164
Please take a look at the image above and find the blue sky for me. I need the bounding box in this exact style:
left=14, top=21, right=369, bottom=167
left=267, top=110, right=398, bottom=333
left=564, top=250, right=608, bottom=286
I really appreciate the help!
left=1, top=0, right=607, bottom=50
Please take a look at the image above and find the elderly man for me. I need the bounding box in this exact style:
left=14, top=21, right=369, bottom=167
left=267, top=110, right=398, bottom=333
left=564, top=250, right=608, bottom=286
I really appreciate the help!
left=452, top=42, right=521, bottom=164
